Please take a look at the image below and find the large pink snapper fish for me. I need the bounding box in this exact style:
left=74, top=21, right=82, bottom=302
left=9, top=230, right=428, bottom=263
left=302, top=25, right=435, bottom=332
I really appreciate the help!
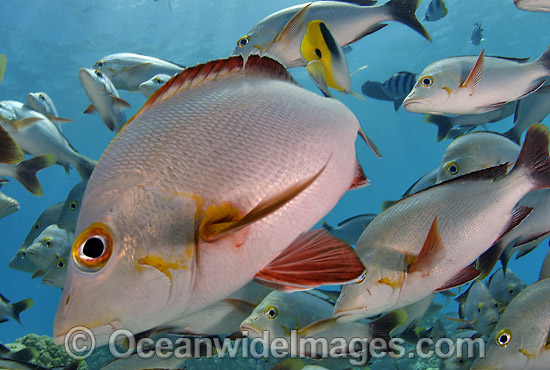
left=53, top=56, right=368, bottom=345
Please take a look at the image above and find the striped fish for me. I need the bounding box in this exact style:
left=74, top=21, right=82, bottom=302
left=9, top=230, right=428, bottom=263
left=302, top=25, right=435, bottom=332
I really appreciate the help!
left=424, top=0, right=448, bottom=22
left=381, top=71, right=417, bottom=110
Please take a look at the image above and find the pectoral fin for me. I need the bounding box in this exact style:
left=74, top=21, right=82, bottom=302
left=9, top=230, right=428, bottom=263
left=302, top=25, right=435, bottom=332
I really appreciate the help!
left=435, top=263, right=480, bottom=292
left=306, top=60, right=332, bottom=97
left=254, top=229, right=365, bottom=291
left=358, top=127, right=382, bottom=158
left=199, top=160, right=327, bottom=242
left=48, top=115, right=74, bottom=123
left=408, top=217, right=445, bottom=275
left=83, top=104, right=97, bottom=114
left=10, top=117, right=43, bottom=131
left=111, top=96, right=132, bottom=108
left=460, top=49, right=484, bottom=91
left=123, top=62, right=154, bottom=75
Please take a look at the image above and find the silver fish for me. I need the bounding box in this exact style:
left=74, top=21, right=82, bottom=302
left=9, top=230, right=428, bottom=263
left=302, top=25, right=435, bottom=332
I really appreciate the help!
left=321, top=214, right=376, bottom=245
left=0, top=190, right=19, bottom=220
left=8, top=202, right=64, bottom=273
left=26, top=92, right=72, bottom=125
left=92, top=53, right=184, bottom=91
left=234, top=0, right=430, bottom=68
left=424, top=0, right=448, bottom=22
left=471, top=277, right=550, bottom=369
left=25, top=224, right=73, bottom=272
left=424, top=102, right=516, bottom=142
left=138, top=73, right=172, bottom=99
left=471, top=22, right=484, bottom=46
left=404, top=47, right=550, bottom=115
left=455, top=281, right=500, bottom=337
left=514, top=0, right=550, bottom=12
left=0, top=293, right=33, bottom=324
left=488, top=268, right=527, bottom=310
left=79, top=68, right=131, bottom=133
left=0, top=155, right=56, bottom=196
left=335, top=124, right=550, bottom=321
left=57, top=180, right=87, bottom=232
left=41, top=256, right=68, bottom=289
left=54, top=56, right=366, bottom=346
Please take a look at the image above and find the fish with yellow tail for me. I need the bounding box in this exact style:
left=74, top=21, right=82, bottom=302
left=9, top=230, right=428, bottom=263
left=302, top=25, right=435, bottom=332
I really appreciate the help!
left=404, top=46, right=550, bottom=115
left=53, top=55, right=370, bottom=347
left=234, top=0, right=431, bottom=68
left=471, top=276, right=550, bottom=370
left=335, top=124, right=550, bottom=322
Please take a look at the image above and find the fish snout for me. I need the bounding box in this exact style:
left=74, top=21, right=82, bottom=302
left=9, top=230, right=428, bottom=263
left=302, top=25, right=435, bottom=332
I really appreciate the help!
left=240, top=322, right=262, bottom=338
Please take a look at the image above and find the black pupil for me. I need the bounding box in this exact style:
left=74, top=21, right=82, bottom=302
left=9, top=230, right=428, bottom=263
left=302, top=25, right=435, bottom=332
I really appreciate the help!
left=499, top=335, right=508, bottom=344
left=83, top=237, right=105, bottom=259
left=449, top=165, right=457, bottom=173
left=509, top=289, right=514, bottom=295
left=40, top=96, right=45, bottom=101
left=70, top=202, right=77, bottom=209
left=269, top=310, right=275, bottom=317
left=96, top=72, right=101, bottom=77
left=423, top=78, right=431, bottom=85
left=35, top=224, right=40, bottom=229
left=315, top=48, right=322, bottom=58
left=58, top=261, right=65, bottom=268
left=240, top=38, right=247, bottom=45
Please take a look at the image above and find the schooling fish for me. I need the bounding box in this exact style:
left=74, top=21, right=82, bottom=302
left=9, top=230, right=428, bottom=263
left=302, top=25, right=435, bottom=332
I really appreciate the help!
left=57, top=180, right=87, bottom=232
left=0, top=185, right=18, bottom=220
left=8, top=202, right=64, bottom=273
left=454, top=281, right=500, bottom=337
left=234, top=0, right=431, bottom=68
left=403, top=47, right=550, bottom=115
left=488, top=268, right=527, bottom=311
left=92, top=53, right=185, bottom=92
left=26, top=92, right=72, bottom=124
left=381, top=71, right=417, bottom=110
left=41, top=256, right=68, bottom=289
left=138, top=73, right=172, bottom=98
left=0, top=101, right=97, bottom=179
left=514, top=0, right=550, bottom=12
left=334, top=124, right=550, bottom=321
left=471, top=277, right=550, bottom=370
left=79, top=68, right=131, bottom=133
left=0, top=54, right=6, bottom=85
left=424, top=0, right=448, bottom=22
left=435, top=131, right=520, bottom=184
left=321, top=214, right=376, bottom=245
left=503, top=85, right=550, bottom=144
left=53, top=56, right=367, bottom=346
left=0, top=155, right=56, bottom=196
left=471, top=22, right=484, bottom=46
left=424, top=102, right=516, bottom=142
left=25, top=224, right=73, bottom=273
left=0, top=293, right=33, bottom=324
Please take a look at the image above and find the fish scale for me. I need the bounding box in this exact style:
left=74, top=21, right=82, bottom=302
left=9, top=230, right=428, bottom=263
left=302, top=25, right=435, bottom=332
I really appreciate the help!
left=55, top=56, right=365, bottom=346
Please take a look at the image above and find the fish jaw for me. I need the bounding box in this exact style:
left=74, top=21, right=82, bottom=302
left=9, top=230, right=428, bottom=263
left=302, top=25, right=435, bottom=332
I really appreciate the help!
left=0, top=199, right=19, bottom=219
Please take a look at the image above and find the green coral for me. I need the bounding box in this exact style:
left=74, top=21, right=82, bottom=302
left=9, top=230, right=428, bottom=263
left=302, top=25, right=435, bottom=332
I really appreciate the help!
left=14, top=334, right=88, bottom=370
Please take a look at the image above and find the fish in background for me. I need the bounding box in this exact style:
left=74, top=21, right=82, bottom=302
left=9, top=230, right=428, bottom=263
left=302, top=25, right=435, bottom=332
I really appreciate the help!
left=361, top=71, right=417, bottom=111
left=471, top=276, right=550, bottom=369
left=0, top=100, right=97, bottom=180
left=435, top=131, right=520, bottom=184
left=488, top=268, right=527, bottom=311
left=0, top=188, right=19, bottom=220
left=25, top=224, right=73, bottom=274
left=503, top=84, right=550, bottom=143
left=0, top=293, right=33, bottom=324
left=41, top=256, right=68, bottom=289
left=470, top=22, right=484, bottom=46
left=514, top=0, right=550, bottom=12
left=138, top=73, right=172, bottom=98
left=403, top=47, right=550, bottom=115
left=79, top=68, right=131, bottom=133
left=424, top=101, right=516, bottom=142
left=0, top=54, right=5, bottom=85
left=26, top=92, right=73, bottom=127
left=454, top=280, right=500, bottom=337
left=334, top=125, right=550, bottom=321
left=233, top=0, right=431, bottom=68
left=8, top=202, right=64, bottom=273
left=439, top=329, right=481, bottom=370
left=92, top=53, right=185, bottom=92
left=56, top=180, right=87, bottom=232
left=0, top=155, right=56, bottom=196
left=423, top=0, right=448, bottom=21
left=54, top=55, right=368, bottom=347
left=321, top=214, right=376, bottom=245
left=540, top=248, right=550, bottom=280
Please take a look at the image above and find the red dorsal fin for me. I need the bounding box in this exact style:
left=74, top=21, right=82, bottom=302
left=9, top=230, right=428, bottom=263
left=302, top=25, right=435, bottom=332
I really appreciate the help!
left=126, top=55, right=296, bottom=126
left=461, top=49, right=485, bottom=90
left=408, top=217, right=445, bottom=274
left=254, top=229, right=365, bottom=291
left=435, top=263, right=480, bottom=292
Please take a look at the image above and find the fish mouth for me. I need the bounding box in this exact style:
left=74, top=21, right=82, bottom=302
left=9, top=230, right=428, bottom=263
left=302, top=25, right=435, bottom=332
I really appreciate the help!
left=333, top=307, right=369, bottom=323
left=239, top=324, right=262, bottom=338
left=53, top=320, right=122, bottom=346
left=486, top=319, right=499, bottom=327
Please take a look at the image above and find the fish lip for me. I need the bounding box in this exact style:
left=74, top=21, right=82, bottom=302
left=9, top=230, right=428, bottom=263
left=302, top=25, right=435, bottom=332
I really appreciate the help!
left=333, top=307, right=369, bottom=323
left=240, top=324, right=262, bottom=337
left=53, top=320, right=122, bottom=346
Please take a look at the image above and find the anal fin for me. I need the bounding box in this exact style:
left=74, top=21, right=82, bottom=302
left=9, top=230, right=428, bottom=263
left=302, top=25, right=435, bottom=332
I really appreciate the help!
left=254, top=229, right=365, bottom=291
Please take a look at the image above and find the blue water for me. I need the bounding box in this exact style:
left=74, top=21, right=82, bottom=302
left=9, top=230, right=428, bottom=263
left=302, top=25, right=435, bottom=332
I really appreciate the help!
left=0, top=0, right=549, bottom=367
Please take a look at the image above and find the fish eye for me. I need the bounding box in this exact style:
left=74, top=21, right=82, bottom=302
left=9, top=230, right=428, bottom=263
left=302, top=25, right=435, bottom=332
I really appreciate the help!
left=457, top=358, right=464, bottom=364
left=237, top=36, right=249, bottom=47
left=355, top=270, right=367, bottom=284
left=154, top=78, right=163, bottom=84
left=72, top=223, right=113, bottom=272
left=494, top=302, right=498, bottom=308
left=39, top=94, right=46, bottom=101
left=508, top=288, right=515, bottom=296
left=495, top=329, right=512, bottom=347
left=445, top=162, right=460, bottom=175
left=96, top=60, right=104, bottom=68
left=44, top=238, right=52, bottom=248
left=56, top=258, right=66, bottom=269
left=420, top=76, right=434, bottom=87
left=68, top=200, right=79, bottom=211
left=264, top=306, right=278, bottom=319
left=95, top=70, right=103, bottom=78
left=34, top=222, right=41, bottom=230
left=477, top=306, right=482, bottom=314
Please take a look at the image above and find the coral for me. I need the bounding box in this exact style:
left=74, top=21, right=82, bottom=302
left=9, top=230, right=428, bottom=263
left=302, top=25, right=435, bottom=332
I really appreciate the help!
left=14, top=334, right=88, bottom=370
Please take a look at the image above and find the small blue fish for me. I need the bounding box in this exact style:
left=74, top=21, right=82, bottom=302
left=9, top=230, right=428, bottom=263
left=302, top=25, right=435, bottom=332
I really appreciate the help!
left=424, top=0, right=448, bottom=22
left=381, top=71, right=417, bottom=110
left=471, top=22, right=484, bottom=45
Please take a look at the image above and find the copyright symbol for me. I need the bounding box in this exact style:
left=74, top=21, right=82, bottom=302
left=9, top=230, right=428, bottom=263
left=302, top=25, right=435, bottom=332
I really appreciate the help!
left=63, top=326, right=96, bottom=360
